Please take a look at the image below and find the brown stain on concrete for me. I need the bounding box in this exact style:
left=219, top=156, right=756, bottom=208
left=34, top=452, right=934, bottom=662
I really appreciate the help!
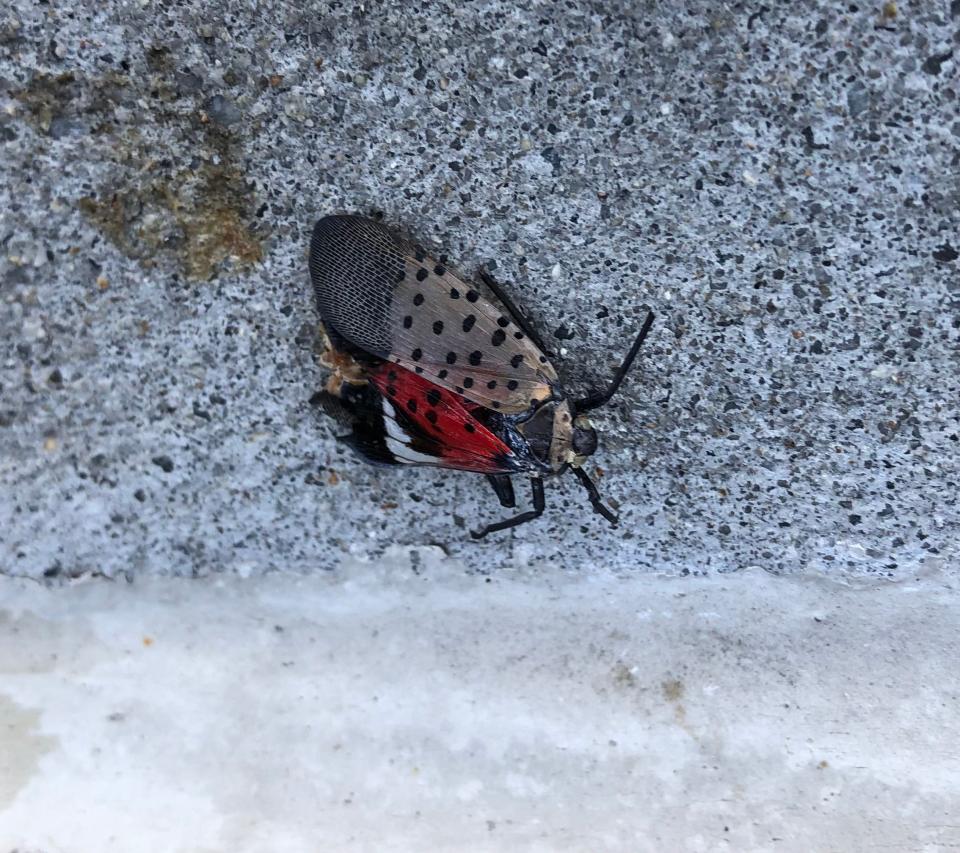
left=13, top=58, right=264, bottom=282
left=662, top=678, right=693, bottom=731
left=78, top=157, right=262, bottom=281
left=0, top=694, right=58, bottom=810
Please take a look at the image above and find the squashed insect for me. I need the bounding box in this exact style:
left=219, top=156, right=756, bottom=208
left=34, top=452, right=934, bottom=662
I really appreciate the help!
left=308, top=214, right=654, bottom=538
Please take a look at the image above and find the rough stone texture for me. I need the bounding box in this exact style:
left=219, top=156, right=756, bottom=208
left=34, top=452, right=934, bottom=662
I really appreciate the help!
left=1, top=0, right=958, bottom=578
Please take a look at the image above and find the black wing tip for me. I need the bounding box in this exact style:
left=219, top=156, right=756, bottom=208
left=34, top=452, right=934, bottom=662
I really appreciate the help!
left=310, top=214, right=396, bottom=267
left=312, top=212, right=380, bottom=233
left=339, top=430, right=399, bottom=468
left=312, top=212, right=357, bottom=238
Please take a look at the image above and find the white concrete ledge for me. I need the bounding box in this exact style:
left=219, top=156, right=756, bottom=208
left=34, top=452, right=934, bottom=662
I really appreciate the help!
left=1, top=555, right=958, bottom=852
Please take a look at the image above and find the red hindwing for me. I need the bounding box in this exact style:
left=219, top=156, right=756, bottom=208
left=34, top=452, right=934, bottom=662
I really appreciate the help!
left=369, top=364, right=518, bottom=474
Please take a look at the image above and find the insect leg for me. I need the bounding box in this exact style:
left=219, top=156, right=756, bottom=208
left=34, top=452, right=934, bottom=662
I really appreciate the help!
left=485, top=474, right=517, bottom=508
left=571, top=467, right=619, bottom=526
left=574, top=311, right=655, bottom=412
left=470, top=477, right=545, bottom=539
left=477, top=268, right=553, bottom=356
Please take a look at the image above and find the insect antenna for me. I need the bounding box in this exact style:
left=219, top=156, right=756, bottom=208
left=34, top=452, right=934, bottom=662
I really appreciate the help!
left=573, top=311, right=655, bottom=413
left=571, top=466, right=618, bottom=525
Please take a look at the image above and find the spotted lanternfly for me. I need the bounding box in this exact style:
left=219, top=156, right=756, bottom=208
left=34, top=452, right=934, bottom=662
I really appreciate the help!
left=308, top=214, right=654, bottom=538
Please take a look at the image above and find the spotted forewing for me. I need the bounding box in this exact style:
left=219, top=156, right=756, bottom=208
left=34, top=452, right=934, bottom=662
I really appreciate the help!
left=309, top=215, right=557, bottom=415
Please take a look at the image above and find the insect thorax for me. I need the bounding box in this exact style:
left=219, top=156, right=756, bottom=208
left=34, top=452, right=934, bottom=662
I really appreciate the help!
left=513, top=399, right=579, bottom=472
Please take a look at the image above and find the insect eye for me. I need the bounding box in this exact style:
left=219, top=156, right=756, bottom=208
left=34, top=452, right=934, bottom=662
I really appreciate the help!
left=572, top=426, right=598, bottom=457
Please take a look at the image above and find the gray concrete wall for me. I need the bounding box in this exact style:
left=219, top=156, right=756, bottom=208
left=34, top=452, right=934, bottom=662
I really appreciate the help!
left=2, top=4, right=959, bottom=849
left=1, top=0, right=958, bottom=579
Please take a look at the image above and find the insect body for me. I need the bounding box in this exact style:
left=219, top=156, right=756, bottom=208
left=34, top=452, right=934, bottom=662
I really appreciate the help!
left=309, top=214, right=654, bottom=538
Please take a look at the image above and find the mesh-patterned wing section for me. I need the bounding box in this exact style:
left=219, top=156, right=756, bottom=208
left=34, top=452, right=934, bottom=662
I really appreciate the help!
left=384, top=256, right=558, bottom=414
left=309, top=214, right=558, bottom=414
left=309, top=215, right=404, bottom=356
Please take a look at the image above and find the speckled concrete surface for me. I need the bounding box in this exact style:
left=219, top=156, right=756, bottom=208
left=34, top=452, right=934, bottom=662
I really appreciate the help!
left=1, top=0, right=958, bottom=578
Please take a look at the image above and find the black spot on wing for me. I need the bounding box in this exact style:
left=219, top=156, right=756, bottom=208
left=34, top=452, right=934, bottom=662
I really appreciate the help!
left=380, top=235, right=559, bottom=413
